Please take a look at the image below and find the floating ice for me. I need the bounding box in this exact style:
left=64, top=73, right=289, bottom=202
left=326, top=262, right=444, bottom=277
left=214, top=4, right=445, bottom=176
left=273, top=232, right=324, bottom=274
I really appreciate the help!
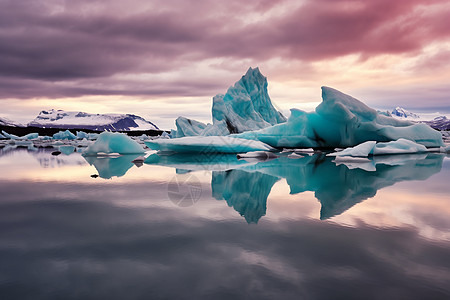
left=175, top=117, right=208, bottom=138
left=1, top=130, right=19, bottom=140
left=76, top=131, right=89, bottom=139
left=0, top=133, right=5, bottom=139
left=20, top=133, right=39, bottom=140
left=53, top=130, right=76, bottom=140
left=328, top=139, right=428, bottom=157
left=174, top=68, right=286, bottom=138
left=59, top=145, right=76, bottom=155
left=83, top=132, right=145, bottom=155
left=236, top=87, right=443, bottom=148
left=145, top=136, right=275, bottom=154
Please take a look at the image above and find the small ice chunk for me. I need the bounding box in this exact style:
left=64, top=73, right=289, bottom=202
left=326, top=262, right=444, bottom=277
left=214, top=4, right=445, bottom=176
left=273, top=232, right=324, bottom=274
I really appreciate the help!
left=1, top=130, right=19, bottom=140
left=441, top=145, right=450, bottom=153
left=20, top=133, right=39, bottom=140
left=328, top=139, right=428, bottom=157
left=83, top=132, right=145, bottom=155
left=59, top=145, right=76, bottom=155
left=139, top=134, right=149, bottom=141
left=328, top=141, right=377, bottom=157
left=53, top=130, right=76, bottom=140
left=76, top=131, right=89, bottom=139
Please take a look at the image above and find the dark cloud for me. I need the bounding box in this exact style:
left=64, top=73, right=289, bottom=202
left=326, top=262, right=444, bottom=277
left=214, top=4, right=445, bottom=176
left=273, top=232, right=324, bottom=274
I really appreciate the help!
left=0, top=0, right=449, bottom=99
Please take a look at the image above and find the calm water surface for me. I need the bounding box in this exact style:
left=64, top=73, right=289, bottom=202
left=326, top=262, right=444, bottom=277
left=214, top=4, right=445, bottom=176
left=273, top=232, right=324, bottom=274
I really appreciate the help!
left=0, top=147, right=449, bottom=299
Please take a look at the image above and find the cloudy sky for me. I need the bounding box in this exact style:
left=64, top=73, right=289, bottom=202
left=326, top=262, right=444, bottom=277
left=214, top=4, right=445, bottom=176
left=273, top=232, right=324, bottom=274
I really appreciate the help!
left=1, top=0, right=450, bottom=129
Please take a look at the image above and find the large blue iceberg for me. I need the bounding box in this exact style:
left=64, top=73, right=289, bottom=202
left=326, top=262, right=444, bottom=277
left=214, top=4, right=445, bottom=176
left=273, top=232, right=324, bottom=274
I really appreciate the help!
left=175, top=67, right=286, bottom=138
left=236, top=87, right=443, bottom=148
left=165, top=69, right=443, bottom=153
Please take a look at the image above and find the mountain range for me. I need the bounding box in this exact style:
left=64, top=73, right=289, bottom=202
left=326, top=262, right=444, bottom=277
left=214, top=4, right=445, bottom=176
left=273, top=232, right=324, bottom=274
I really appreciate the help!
left=27, top=109, right=159, bottom=131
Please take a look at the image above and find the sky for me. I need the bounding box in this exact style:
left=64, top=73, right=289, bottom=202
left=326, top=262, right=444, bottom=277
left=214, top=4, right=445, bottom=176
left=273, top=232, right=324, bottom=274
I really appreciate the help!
left=1, top=0, right=450, bottom=129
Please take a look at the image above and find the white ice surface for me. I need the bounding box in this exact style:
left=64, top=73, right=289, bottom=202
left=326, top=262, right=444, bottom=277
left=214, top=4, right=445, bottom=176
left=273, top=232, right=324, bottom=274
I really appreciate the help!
left=83, top=132, right=145, bottom=155
left=145, top=136, right=275, bottom=154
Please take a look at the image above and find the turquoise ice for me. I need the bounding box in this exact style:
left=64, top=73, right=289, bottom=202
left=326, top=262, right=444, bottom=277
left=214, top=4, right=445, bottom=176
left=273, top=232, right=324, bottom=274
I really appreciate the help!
left=53, top=130, right=77, bottom=140
left=145, top=136, right=274, bottom=154
left=83, top=132, right=145, bottom=155
left=21, top=133, right=39, bottom=140
left=236, top=87, right=443, bottom=148
left=175, top=67, right=286, bottom=138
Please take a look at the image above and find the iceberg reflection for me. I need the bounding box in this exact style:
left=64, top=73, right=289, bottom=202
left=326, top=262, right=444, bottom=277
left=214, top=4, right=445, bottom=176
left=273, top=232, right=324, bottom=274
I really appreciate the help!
left=145, top=152, right=444, bottom=222
left=84, top=154, right=141, bottom=179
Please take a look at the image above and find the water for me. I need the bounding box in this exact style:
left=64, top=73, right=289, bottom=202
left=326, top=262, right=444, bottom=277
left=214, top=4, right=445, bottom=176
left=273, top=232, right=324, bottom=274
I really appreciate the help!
left=0, top=148, right=449, bottom=299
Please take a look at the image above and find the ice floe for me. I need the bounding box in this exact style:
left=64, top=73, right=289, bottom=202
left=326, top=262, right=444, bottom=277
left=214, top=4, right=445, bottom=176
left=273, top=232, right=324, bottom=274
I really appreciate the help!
left=83, top=132, right=145, bottom=155
left=53, top=130, right=77, bottom=140
left=145, top=136, right=275, bottom=154
left=327, top=139, right=428, bottom=157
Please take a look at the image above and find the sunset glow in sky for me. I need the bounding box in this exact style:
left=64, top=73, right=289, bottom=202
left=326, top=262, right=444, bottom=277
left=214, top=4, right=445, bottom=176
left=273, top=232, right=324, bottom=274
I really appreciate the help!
left=1, top=0, right=450, bottom=129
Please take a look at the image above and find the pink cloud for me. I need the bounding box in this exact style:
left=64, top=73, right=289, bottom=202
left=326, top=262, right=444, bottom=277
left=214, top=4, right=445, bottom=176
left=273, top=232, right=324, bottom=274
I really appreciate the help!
left=0, top=0, right=449, bottom=99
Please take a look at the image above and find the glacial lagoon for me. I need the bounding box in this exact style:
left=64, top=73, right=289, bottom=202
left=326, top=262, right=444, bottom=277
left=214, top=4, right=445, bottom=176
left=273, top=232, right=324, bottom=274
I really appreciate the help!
left=1, top=147, right=449, bottom=299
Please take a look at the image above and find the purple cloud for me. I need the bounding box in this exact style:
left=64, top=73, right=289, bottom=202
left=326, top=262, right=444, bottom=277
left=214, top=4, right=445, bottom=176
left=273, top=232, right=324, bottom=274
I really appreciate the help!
left=0, top=0, right=449, bottom=99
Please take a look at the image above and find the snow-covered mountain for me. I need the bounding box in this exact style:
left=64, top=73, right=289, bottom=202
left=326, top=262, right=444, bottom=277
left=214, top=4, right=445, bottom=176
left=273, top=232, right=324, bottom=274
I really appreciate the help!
left=0, top=117, right=23, bottom=127
left=424, top=116, right=450, bottom=131
left=388, top=107, right=450, bottom=131
left=28, top=109, right=159, bottom=131
left=391, top=107, right=419, bottom=119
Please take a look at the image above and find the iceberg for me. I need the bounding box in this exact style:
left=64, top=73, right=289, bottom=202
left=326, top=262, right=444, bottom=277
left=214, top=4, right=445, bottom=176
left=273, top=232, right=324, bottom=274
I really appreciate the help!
left=175, top=117, right=208, bottom=138
left=0, top=133, right=5, bottom=139
left=145, top=136, right=274, bottom=154
left=1, top=130, right=19, bottom=140
left=20, top=133, right=39, bottom=140
left=328, top=139, right=428, bottom=157
left=236, top=87, right=443, bottom=148
left=175, top=67, right=286, bottom=137
left=83, top=132, right=145, bottom=155
left=76, top=131, right=89, bottom=139
left=59, top=145, right=76, bottom=155
left=53, top=130, right=76, bottom=140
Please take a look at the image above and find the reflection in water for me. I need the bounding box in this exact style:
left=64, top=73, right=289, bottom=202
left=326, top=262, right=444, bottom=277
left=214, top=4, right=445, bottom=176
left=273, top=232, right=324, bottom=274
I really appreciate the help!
left=212, top=170, right=279, bottom=223
left=146, top=153, right=444, bottom=222
left=84, top=154, right=141, bottom=179
left=0, top=148, right=449, bottom=299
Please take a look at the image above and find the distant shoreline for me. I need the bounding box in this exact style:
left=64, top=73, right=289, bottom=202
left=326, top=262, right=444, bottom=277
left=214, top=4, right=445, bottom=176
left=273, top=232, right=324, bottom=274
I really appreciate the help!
left=0, top=125, right=164, bottom=137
